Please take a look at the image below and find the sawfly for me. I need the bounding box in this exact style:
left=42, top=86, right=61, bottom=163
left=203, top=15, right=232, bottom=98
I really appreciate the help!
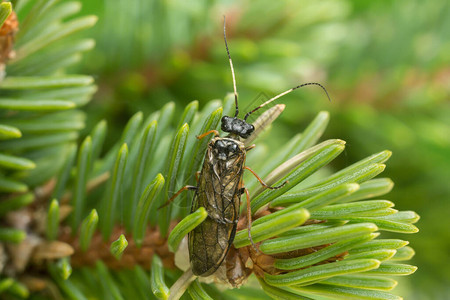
left=168, top=17, right=330, bottom=277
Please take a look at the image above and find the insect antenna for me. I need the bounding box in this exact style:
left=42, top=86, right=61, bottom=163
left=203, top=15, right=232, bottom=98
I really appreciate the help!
left=223, top=16, right=239, bottom=118
left=244, top=82, right=331, bottom=121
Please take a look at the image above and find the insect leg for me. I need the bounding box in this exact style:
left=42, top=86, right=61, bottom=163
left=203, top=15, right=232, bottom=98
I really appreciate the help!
left=197, top=130, right=220, bottom=140
left=158, top=185, right=197, bottom=209
left=240, top=187, right=258, bottom=251
left=244, top=166, right=288, bottom=190
left=195, top=171, right=201, bottom=182
left=245, top=144, right=256, bottom=152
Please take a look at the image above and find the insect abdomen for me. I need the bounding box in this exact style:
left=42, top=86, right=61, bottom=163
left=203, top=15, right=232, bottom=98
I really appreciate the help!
left=189, top=214, right=237, bottom=276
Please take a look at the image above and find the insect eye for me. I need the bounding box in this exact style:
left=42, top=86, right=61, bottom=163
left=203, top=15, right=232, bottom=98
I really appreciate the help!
left=221, top=116, right=233, bottom=132
left=239, top=123, right=255, bottom=139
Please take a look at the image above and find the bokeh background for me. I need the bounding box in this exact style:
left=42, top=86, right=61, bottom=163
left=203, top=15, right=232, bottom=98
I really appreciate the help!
left=70, top=1, right=448, bottom=299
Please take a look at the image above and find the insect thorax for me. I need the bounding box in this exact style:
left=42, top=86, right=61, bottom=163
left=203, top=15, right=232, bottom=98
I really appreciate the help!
left=210, top=137, right=245, bottom=162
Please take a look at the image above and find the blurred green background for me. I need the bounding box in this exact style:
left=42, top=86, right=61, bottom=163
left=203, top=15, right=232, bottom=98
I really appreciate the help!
left=70, top=0, right=448, bottom=298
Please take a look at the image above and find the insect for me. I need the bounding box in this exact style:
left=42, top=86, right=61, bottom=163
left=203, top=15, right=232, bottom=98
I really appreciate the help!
left=169, top=17, right=330, bottom=277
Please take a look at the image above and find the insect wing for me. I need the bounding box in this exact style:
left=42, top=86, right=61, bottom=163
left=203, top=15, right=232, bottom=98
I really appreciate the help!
left=188, top=141, right=244, bottom=276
